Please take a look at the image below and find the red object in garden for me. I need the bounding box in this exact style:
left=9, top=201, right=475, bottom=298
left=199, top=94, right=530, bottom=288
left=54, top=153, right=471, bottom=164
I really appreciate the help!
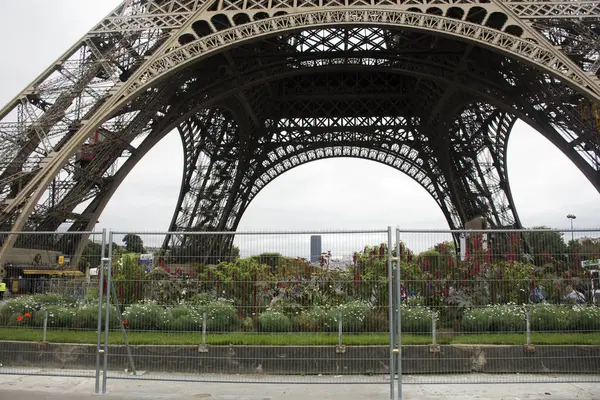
left=472, top=261, right=481, bottom=276
left=17, top=315, right=23, bottom=322
left=353, top=270, right=363, bottom=289
left=506, top=251, right=516, bottom=262
left=24, top=312, right=31, bottom=318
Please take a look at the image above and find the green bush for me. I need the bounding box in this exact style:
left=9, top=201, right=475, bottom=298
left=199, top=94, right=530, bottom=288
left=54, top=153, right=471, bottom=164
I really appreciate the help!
left=166, top=307, right=203, bottom=332
left=122, top=303, right=166, bottom=330
left=72, top=305, right=120, bottom=330
left=460, top=304, right=600, bottom=333
left=259, top=311, right=292, bottom=332
left=197, top=300, right=238, bottom=332
left=461, top=305, right=524, bottom=333
left=364, top=309, right=389, bottom=332
left=530, top=304, right=569, bottom=332
left=268, top=297, right=304, bottom=316
left=291, top=312, right=311, bottom=332
left=569, top=305, right=600, bottom=331
left=306, top=306, right=329, bottom=329
left=400, top=305, right=436, bottom=333
left=404, top=296, right=425, bottom=307
left=39, top=305, right=77, bottom=328
left=0, top=294, right=77, bottom=318
left=326, top=301, right=372, bottom=332
left=188, top=293, right=212, bottom=306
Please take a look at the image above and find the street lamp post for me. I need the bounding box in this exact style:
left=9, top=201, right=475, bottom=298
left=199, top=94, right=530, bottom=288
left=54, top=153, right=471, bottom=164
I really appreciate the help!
left=567, top=214, right=576, bottom=242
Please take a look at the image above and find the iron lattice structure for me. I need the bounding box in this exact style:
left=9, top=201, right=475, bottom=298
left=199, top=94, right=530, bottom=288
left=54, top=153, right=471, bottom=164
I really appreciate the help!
left=1, top=0, right=600, bottom=263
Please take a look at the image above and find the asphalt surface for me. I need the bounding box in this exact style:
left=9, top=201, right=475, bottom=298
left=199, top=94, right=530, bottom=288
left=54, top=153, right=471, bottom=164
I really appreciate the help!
left=0, top=374, right=599, bottom=400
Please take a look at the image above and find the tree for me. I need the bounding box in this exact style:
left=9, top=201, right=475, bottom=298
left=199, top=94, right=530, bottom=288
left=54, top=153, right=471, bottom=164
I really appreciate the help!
left=569, top=237, right=600, bottom=260
left=523, top=226, right=567, bottom=266
left=231, top=245, right=241, bottom=261
left=122, top=234, right=145, bottom=253
left=80, top=240, right=102, bottom=270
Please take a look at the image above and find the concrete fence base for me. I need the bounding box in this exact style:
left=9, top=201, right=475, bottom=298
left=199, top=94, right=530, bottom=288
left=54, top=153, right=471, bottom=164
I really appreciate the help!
left=1, top=342, right=599, bottom=376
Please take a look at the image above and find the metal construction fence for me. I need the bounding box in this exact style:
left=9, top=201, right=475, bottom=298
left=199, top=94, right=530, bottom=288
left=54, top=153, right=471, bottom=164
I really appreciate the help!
left=0, top=228, right=600, bottom=397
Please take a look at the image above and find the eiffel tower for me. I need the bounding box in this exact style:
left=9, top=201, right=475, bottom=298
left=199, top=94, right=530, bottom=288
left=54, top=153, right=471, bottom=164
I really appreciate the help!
left=0, top=0, right=599, bottom=263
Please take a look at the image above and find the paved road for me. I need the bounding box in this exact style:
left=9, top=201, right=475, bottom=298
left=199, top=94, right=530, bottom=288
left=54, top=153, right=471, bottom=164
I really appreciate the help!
left=0, top=374, right=599, bottom=400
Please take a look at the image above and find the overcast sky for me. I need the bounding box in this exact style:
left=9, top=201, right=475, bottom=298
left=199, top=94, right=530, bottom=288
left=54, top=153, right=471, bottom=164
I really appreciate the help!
left=1, top=0, right=600, bottom=247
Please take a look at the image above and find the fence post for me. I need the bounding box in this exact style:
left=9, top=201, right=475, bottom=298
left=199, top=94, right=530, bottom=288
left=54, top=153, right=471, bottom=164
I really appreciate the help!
left=387, top=226, right=395, bottom=399
left=394, top=228, right=402, bottom=400
left=199, top=312, right=208, bottom=353
left=102, top=232, right=113, bottom=394
left=109, top=276, right=137, bottom=375
left=338, top=310, right=343, bottom=346
left=95, top=228, right=106, bottom=395
left=203, top=312, right=207, bottom=346
left=432, top=311, right=437, bottom=346
left=526, top=312, right=531, bottom=345
left=42, top=310, right=48, bottom=343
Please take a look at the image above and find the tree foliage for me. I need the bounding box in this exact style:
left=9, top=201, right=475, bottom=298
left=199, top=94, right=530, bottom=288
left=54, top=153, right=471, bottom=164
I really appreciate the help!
left=122, top=234, right=145, bottom=254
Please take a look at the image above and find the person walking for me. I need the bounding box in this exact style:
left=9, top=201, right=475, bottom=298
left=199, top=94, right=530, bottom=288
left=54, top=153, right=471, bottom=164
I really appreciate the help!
left=0, top=279, right=6, bottom=300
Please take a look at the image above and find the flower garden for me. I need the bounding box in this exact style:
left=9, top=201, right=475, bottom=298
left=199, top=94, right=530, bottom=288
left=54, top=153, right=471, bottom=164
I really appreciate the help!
left=1, top=232, right=600, bottom=345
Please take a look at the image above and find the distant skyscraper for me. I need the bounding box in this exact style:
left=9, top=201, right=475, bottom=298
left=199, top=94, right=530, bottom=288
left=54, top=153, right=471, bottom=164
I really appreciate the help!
left=310, top=235, right=322, bottom=263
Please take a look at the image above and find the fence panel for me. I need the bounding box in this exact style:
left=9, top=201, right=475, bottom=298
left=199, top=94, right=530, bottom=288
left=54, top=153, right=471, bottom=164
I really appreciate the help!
left=99, top=230, right=392, bottom=384
left=0, top=231, right=105, bottom=378
left=395, top=228, right=600, bottom=384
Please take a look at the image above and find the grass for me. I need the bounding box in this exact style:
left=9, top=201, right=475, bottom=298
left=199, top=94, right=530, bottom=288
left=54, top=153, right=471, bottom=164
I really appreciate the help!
left=0, top=328, right=599, bottom=346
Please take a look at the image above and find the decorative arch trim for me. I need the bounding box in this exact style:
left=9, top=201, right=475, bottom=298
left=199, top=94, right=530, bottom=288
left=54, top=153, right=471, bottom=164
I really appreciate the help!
left=121, top=9, right=600, bottom=105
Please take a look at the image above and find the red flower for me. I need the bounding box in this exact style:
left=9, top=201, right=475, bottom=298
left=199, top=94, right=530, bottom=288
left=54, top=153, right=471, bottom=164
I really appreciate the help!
left=17, top=315, right=23, bottom=322
left=24, top=312, right=32, bottom=318
left=484, top=249, right=491, bottom=263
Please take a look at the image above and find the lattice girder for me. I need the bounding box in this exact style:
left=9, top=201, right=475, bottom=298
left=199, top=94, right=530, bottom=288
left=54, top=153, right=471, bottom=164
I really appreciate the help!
left=2, top=0, right=600, bottom=263
left=440, top=103, right=520, bottom=227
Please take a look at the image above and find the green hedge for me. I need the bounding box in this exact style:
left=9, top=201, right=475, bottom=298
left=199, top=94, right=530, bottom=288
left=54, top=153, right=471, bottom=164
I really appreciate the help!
left=3, top=294, right=600, bottom=335
left=461, top=304, right=600, bottom=333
